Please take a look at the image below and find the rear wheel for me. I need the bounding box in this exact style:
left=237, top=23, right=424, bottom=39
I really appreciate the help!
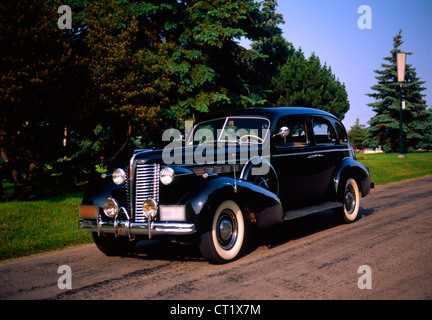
left=334, top=178, right=360, bottom=223
left=199, top=200, right=245, bottom=264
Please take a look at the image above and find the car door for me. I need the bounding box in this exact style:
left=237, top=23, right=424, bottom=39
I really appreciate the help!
left=310, top=116, right=339, bottom=201
left=270, top=116, right=316, bottom=210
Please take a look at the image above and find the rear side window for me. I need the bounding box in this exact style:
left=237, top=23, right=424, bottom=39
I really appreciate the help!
left=335, top=122, right=348, bottom=143
left=312, top=117, right=336, bottom=145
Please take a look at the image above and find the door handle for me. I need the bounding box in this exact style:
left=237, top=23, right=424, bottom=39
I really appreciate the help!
left=308, top=153, right=324, bottom=159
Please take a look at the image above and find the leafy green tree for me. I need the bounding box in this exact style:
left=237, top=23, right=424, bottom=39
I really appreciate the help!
left=0, top=0, right=276, bottom=199
left=0, top=0, right=356, bottom=199
left=271, top=49, right=350, bottom=119
left=364, top=30, right=432, bottom=152
left=250, top=0, right=295, bottom=103
left=348, top=119, right=367, bottom=150
left=0, top=0, right=84, bottom=198
left=81, top=0, right=268, bottom=148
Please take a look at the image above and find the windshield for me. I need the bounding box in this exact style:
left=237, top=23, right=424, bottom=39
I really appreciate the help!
left=191, top=117, right=270, bottom=145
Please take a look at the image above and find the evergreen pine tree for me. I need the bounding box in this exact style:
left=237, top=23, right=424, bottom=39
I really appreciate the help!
left=348, top=118, right=367, bottom=150
left=365, top=30, right=432, bottom=152
left=250, top=0, right=295, bottom=104
left=271, top=49, right=350, bottom=119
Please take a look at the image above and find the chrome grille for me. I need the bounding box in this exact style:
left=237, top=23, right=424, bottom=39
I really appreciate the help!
left=134, top=163, right=160, bottom=222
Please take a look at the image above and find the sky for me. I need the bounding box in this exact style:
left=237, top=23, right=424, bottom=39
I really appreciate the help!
left=247, top=0, right=432, bottom=129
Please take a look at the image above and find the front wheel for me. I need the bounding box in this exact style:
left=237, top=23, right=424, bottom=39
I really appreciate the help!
left=334, top=178, right=360, bottom=223
left=199, top=200, right=245, bottom=264
left=92, top=233, right=137, bottom=256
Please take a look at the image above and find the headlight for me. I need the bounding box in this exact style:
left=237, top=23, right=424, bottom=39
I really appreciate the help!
left=112, top=168, right=126, bottom=185
left=103, top=197, right=119, bottom=218
left=160, top=167, right=175, bottom=185
left=142, top=199, right=158, bottom=218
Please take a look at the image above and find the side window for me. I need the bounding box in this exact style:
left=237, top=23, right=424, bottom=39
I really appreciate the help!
left=312, top=117, right=336, bottom=145
left=334, top=122, right=348, bottom=143
left=274, top=117, right=308, bottom=148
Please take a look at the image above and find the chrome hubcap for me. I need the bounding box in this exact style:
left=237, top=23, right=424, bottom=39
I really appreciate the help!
left=219, top=219, right=233, bottom=242
left=345, top=186, right=356, bottom=214
left=217, top=210, right=238, bottom=250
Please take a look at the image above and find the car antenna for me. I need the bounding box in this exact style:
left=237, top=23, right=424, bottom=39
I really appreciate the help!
left=232, top=153, right=237, bottom=193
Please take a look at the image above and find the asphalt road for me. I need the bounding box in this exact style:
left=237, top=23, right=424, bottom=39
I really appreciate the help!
left=1, top=176, right=431, bottom=300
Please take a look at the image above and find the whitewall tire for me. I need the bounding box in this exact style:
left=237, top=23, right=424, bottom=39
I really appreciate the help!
left=199, top=200, right=245, bottom=264
left=335, top=178, right=360, bottom=223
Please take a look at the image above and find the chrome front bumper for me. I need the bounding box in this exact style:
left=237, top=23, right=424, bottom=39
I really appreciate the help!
left=79, top=218, right=196, bottom=239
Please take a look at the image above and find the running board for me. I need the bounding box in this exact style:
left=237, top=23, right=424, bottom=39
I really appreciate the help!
left=283, top=202, right=343, bottom=221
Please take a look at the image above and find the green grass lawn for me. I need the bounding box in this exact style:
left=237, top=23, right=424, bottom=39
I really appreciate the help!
left=0, top=191, right=92, bottom=262
left=357, top=152, right=432, bottom=186
left=1, top=152, right=431, bottom=262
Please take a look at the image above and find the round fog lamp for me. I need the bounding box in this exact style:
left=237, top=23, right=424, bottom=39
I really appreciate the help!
left=112, top=168, right=126, bottom=185
left=160, top=167, right=175, bottom=185
left=142, top=199, right=158, bottom=218
left=103, top=197, right=119, bottom=218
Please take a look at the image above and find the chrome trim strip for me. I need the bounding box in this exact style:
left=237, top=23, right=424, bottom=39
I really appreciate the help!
left=272, top=148, right=351, bottom=158
left=129, top=152, right=138, bottom=219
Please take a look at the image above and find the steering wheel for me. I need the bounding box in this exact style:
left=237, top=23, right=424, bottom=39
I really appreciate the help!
left=239, top=134, right=264, bottom=143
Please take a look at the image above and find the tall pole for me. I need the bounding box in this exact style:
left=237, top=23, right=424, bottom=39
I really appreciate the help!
left=396, top=52, right=407, bottom=158
left=398, top=84, right=404, bottom=158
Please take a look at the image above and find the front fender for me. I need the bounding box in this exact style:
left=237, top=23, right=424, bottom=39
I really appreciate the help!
left=81, top=176, right=127, bottom=208
left=182, top=176, right=283, bottom=230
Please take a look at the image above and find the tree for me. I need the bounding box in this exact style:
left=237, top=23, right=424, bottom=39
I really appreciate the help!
left=0, top=0, right=85, bottom=198
left=0, top=0, right=356, bottom=199
left=348, top=118, right=367, bottom=150
left=82, top=0, right=269, bottom=148
left=0, top=0, right=277, bottom=199
left=250, top=0, right=295, bottom=103
left=364, top=30, right=432, bottom=152
left=271, top=49, right=350, bottom=119
left=249, top=1, right=349, bottom=118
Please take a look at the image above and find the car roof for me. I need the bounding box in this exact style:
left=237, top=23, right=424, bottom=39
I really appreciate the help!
left=198, top=107, right=339, bottom=122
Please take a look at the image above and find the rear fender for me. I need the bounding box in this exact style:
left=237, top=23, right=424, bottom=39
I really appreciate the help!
left=333, top=158, right=372, bottom=198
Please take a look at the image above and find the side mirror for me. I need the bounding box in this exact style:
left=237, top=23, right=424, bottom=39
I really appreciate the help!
left=273, top=126, right=290, bottom=138
left=175, top=133, right=185, bottom=142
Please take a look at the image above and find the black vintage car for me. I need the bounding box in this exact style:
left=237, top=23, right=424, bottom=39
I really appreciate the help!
left=79, top=107, right=373, bottom=263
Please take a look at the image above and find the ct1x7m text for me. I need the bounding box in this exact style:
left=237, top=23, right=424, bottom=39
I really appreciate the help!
left=170, top=304, right=261, bottom=317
